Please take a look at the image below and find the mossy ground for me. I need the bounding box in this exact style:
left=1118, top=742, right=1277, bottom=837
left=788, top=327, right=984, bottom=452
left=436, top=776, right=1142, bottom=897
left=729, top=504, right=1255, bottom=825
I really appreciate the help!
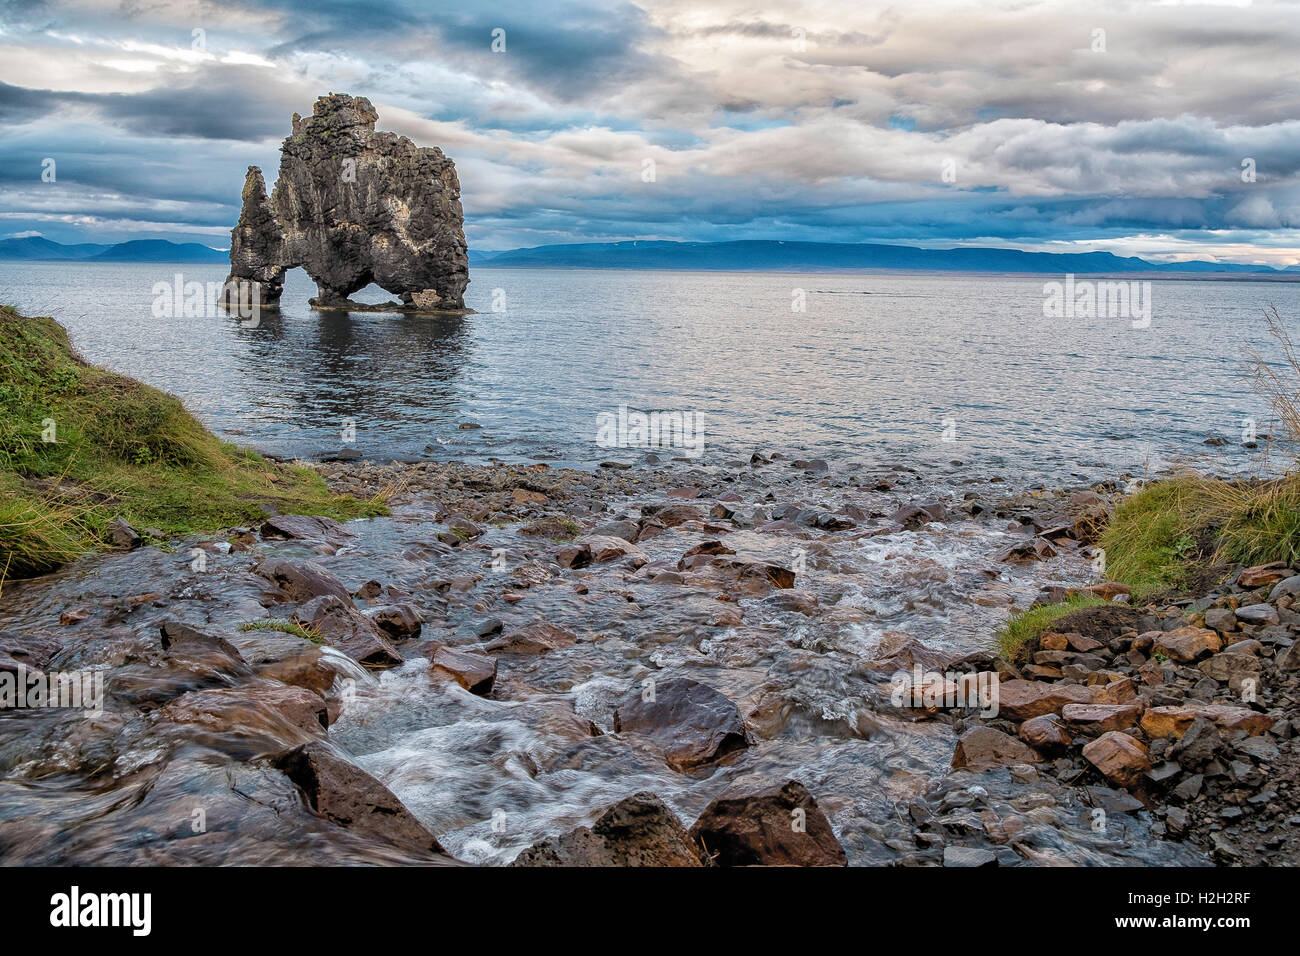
left=0, top=306, right=384, bottom=581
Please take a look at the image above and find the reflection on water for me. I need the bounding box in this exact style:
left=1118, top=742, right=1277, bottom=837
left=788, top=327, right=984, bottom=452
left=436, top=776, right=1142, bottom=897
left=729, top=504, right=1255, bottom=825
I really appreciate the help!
left=2, top=261, right=1296, bottom=483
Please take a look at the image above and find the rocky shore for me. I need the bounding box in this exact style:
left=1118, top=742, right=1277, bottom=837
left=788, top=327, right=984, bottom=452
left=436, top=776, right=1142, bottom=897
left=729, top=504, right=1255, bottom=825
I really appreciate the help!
left=0, top=454, right=1290, bottom=865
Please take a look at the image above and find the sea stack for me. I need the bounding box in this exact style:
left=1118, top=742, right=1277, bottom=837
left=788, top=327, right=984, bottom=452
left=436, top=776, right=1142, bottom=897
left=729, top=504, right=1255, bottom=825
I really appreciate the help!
left=222, top=93, right=469, bottom=312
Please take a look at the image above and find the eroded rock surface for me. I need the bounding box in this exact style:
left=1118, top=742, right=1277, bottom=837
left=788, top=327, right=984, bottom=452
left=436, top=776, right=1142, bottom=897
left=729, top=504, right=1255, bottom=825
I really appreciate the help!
left=223, top=93, right=469, bottom=312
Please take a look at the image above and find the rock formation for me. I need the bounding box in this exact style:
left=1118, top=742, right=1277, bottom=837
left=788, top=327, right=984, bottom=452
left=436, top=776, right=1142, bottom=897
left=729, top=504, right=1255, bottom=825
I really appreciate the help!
left=222, top=93, right=469, bottom=312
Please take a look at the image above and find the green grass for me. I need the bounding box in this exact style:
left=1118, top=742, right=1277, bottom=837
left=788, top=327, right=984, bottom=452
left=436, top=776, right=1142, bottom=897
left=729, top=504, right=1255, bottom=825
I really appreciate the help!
left=239, top=619, right=324, bottom=644
left=998, top=594, right=1109, bottom=659
left=0, top=305, right=386, bottom=581
left=1098, top=477, right=1209, bottom=599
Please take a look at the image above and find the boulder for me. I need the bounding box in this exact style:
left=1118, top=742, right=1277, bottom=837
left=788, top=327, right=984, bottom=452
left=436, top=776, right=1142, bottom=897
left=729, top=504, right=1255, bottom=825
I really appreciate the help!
left=511, top=793, right=704, bottom=867
left=261, top=514, right=353, bottom=544
left=485, top=621, right=578, bottom=655
left=271, top=742, right=447, bottom=856
left=430, top=646, right=497, bottom=695
left=613, top=677, right=749, bottom=771
left=367, top=604, right=423, bottom=640
left=1019, top=714, right=1072, bottom=752
left=1060, top=701, right=1144, bottom=736
left=1082, top=731, right=1151, bottom=788
left=292, top=595, right=403, bottom=668
left=1234, top=604, right=1279, bottom=627
left=255, top=559, right=352, bottom=604
left=688, top=778, right=846, bottom=866
left=996, top=679, right=1096, bottom=721
left=1141, top=704, right=1274, bottom=739
left=951, top=726, right=1039, bottom=770
left=1151, top=627, right=1221, bottom=663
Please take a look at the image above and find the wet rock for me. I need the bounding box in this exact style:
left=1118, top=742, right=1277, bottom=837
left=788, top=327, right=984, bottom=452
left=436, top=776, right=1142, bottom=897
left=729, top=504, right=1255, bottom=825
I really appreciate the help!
left=255, top=559, right=352, bottom=604
left=761, top=590, right=820, bottom=615
left=292, top=595, right=403, bottom=668
left=158, top=621, right=248, bottom=673
left=163, top=683, right=329, bottom=745
left=0, top=631, right=63, bottom=671
left=592, top=520, right=639, bottom=542
left=367, top=603, right=423, bottom=640
left=430, top=645, right=497, bottom=695
left=648, top=503, right=704, bottom=527
left=485, top=621, right=578, bottom=655
left=688, top=778, right=845, bottom=867
left=511, top=792, right=704, bottom=867
left=261, top=514, right=354, bottom=544
left=1082, top=731, right=1151, bottom=788
left=952, top=727, right=1039, bottom=770
left=943, top=846, right=998, bottom=867
left=993, top=538, right=1057, bottom=562
left=574, top=535, right=646, bottom=563
left=271, top=741, right=448, bottom=857
left=613, top=677, right=749, bottom=772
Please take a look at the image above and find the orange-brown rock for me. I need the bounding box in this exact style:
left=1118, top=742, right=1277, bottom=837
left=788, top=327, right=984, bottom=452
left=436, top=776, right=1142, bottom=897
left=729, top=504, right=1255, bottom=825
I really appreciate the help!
left=1141, top=704, right=1274, bottom=739
left=1082, top=731, right=1151, bottom=788
left=996, top=679, right=1095, bottom=721
left=1151, top=626, right=1221, bottom=663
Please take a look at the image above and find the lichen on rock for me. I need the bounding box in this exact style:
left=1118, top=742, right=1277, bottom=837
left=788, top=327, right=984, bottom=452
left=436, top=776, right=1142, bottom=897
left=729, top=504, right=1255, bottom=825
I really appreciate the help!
left=222, top=93, right=469, bottom=313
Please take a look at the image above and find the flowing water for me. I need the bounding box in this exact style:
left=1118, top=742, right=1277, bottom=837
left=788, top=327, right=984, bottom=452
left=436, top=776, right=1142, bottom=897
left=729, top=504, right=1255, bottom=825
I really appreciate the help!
left=2, top=262, right=1291, bottom=865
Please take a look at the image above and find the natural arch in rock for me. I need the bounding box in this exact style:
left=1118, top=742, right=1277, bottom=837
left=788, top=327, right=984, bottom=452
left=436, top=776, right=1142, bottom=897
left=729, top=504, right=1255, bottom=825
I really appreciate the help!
left=222, top=93, right=470, bottom=314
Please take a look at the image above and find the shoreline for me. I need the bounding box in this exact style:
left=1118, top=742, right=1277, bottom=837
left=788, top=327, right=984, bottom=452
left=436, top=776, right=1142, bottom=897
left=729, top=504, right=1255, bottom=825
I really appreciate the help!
left=4, top=453, right=1288, bottom=866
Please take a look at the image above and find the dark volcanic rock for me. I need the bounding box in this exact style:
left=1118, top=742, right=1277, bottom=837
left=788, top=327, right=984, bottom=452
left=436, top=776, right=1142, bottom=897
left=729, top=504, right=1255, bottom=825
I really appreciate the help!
left=510, top=792, right=705, bottom=867
left=271, top=741, right=447, bottom=857
left=223, top=93, right=469, bottom=312
left=688, top=777, right=847, bottom=866
left=613, top=677, right=749, bottom=771
left=292, top=596, right=404, bottom=668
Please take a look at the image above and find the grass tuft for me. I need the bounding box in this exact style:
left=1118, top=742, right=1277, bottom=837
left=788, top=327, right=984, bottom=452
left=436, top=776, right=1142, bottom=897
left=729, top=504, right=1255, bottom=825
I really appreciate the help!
left=238, top=619, right=325, bottom=644
left=998, top=594, right=1109, bottom=659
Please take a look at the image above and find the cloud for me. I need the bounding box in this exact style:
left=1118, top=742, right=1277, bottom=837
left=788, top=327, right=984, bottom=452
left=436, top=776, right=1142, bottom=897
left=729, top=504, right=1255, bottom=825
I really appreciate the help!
left=0, top=0, right=1296, bottom=260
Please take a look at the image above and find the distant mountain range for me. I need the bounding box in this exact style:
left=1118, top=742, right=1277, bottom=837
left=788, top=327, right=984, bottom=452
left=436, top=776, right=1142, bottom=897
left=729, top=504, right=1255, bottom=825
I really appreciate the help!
left=471, top=239, right=1300, bottom=276
left=4, top=235, right=1297, bottom=276
left=0, top=236, right=227, bottom=263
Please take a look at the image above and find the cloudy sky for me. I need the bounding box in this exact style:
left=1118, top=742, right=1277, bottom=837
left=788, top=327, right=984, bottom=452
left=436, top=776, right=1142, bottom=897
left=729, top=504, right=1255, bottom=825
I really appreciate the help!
left=2, top=0, right=1299, bottom=263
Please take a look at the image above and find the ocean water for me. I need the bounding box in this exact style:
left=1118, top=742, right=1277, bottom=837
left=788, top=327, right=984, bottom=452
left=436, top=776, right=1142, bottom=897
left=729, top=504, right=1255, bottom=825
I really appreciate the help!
left=3, top=261, right=1297, bottom=485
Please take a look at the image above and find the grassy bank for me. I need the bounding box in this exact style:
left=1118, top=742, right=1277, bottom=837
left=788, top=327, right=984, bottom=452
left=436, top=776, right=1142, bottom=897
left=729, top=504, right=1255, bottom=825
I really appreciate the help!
left=0, top=305, right=385, bottom=581
left=1000, top=473, right=1300, bottom=656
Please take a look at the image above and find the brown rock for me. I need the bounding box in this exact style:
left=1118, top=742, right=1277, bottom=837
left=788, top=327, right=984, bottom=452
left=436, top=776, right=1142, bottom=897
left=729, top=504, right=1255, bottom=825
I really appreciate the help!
left=256, top=559, right=352, bottom=604
left=996, top=679, right=1095, bottom=721
left=613, top=677, right=749, bottom=771
left=430, top=645, right=497, bottom=695
left=951, top=726, right=1040, bottom=769
left=510, top=792, right=704, bottom=867
left=1061, top=701, right=1144, bottom=735
left=1082, top=731, right=1151, bottom=788
left=485, top=621, right=578, bottom=655
left=1019, top=714, right=1072, bottom=752
left=292, top=595, right=403, bottom=668
left=271, top=741, right=447, bottom=857
left=261, top=514, right=353, bottom=544
left=1141, top=704, right=1274, bottom=739
left=1151, top=626, right=1221, bottom=663
left=1238, top=561, right=1289, bottom=588
left=688, top=778, right=846, bottom=867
